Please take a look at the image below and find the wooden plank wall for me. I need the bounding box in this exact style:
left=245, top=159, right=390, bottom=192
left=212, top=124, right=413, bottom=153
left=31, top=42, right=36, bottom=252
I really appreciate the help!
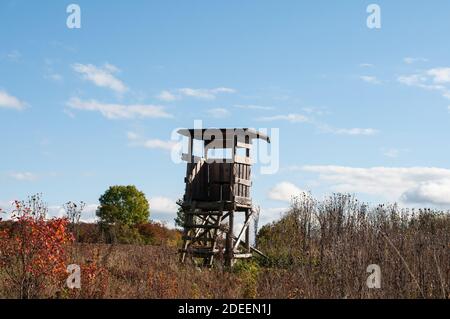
left=234, top=163, right=251, bottom=198
left=185, top=162, right=252, bottom=203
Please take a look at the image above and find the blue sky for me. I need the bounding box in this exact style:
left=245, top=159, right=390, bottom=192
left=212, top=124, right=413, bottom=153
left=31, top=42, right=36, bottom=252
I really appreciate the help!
left=1, top=0, right=450, bottom=226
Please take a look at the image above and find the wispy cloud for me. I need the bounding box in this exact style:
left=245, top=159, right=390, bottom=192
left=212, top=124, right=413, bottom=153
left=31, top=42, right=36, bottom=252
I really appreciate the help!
left=403, top=57, right=428, bottom=64
left=9, top=172, right=38, bottom=181
left=320, top=125, right=378, bottom=136
left=178, top=87, right=236, bottom=100
left=233, top=104, right=274, bottom=110
left=156, top=90, right=178, bottom=102
left=0, top=89, right=27, bottom=110
left=381, top=148, right=408, bottom=158
left=67, top=97, right=172, bottom=119
left=257, top=113, right=309, bottom=123
left=5, top=50, right=21, bottom=62
left=45, top=73, right=63, bottom=82
left=360, top=75, right=381, bottom=85
left=44, top=59, right=63, bottom=82
left=207, top=108, right=230, bottom=118
left=398, top=67, right=450, bottom=100
left=301, top=106, right=330, bottom=116
left=140, top=139, right=178, bottom=151
left=383, top=148, right=400, bottom=158
left=127, top=131, right=179, bottom=152
left=72, top=63, right=128, bottom=94
left=427, top=67, right=450, bottom=83
left=157, top=87, right=236, bottom=101
left=257, top=112, right=377, bottom=136
left=359, top=63, right=374, bottom=68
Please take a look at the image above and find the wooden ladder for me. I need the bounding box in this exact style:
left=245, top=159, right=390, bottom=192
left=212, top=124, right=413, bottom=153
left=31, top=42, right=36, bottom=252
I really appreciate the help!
left=179, top=202, right=225, bottom=267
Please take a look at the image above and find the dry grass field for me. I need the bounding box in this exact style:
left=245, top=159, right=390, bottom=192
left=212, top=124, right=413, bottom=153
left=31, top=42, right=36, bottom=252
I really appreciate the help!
left=1, top=194, right=449, bottom=299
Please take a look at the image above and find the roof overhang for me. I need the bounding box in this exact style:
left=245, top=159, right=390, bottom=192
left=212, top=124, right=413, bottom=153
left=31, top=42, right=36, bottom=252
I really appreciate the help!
left=177, top=128, right=271, bottom=144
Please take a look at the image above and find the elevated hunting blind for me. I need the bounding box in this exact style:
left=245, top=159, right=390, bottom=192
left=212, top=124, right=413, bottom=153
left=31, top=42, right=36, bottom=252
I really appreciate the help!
left=178, top=128, right=269, bottom=267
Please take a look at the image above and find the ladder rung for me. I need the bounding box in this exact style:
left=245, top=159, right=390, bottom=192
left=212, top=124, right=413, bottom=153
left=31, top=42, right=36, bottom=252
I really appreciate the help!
left=234, top=253, right=253, bottom=259
left=185, top=212, right=223, bottom=216
left=179, top=249, right=219, bottom=256
left=183, top=236, right=217, bottom=242
left=184, top=224, right=220, bottom=229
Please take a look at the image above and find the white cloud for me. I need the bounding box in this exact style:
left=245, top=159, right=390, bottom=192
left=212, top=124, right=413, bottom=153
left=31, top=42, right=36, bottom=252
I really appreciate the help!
left=257, top=113, right=309, bottom=123
left=44, top=59, right=63, bottom=82
left=79, top=204, right=99, bottom=223
left=404, top=57, right=428, bottom=64
left=6, top=50, right=21, bottom=62
left=9, top=172, right=38, bottom=181
left=331, top=127, right=378, bottom=136
left=234, top=104, right=274, bottom=110
left=0, top=201, right=14, bottom=219
left=359, top=63, right=374, bottom=68
left=127, top=131, right=179, bottom=152
left=398, top=74, right=426, bottom=86
left=155, top=87, right=236, bottom=101
left=157, top=90, right=178, bottom=102
left=63, top=109, right=76, bottom=118
left=48, top=203, right=98, bottom=222
left=45, top=73, right=63, bottom=82
left=402, top=181, right=450, bottom=206
left=258, top=207, right=289, bottom=225
left=268, top=182, right=305, bottom=202
left=126, top=131, right=139, bottom=140
left=398, top=68, right=450, bottom=100
left=318, top=124, right=378, bottom=136
left=67, top=97, right=172, bottom=119
left=427, top=68, right=450, bottom=83
left=360, top=75, right=381, bottom=85
left=256, top=113, right=377, bottom=136
left=383, top=148, right=400, bottom=158
left=150, top=196, right=178, bottom=214
left=300, top=165, right=450, bottom=206
left=207, top=107, right=230, bottom=118
left=0, top=90, right=27, bottom=110
left=301, top=106, right=329, bottom=116
left=142, top=139, right=178, bottom=151
left=178, top=87, right=236, bottom=100
left=72, top=63, right=128, bottom=94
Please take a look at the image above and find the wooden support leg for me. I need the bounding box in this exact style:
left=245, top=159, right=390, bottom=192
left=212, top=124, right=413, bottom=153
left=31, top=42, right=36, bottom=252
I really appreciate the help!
left=180, top=202, right=196, bottom=264
left=225, top=210, right=234, bottom=267
left=245, top=209, right=250, bottom=253
left=207, top=203, right=224, bottom=267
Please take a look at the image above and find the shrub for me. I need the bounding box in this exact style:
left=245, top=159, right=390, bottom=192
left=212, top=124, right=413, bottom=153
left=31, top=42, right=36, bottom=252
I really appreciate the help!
left=138, top=222, right=181, bottom=246
left=0, top=200, right=74, bottom=299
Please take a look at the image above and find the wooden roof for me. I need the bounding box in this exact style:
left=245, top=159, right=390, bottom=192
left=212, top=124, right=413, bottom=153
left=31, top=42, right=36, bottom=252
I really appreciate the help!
left=177, top=128, right=270, bottom=143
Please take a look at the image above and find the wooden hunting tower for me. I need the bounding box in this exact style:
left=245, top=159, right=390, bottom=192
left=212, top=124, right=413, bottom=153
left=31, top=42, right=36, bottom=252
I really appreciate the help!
left=178, top=128, right=270, bottom=267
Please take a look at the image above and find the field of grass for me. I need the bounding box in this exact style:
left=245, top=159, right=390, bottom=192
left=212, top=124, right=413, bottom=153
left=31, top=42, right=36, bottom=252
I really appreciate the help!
left=1, top=194, right=449, bottom=299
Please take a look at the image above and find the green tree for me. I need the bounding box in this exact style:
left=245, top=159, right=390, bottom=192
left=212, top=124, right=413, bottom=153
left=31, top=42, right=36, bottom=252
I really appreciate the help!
left=174, top=199, right=186, bottom=229
left=97, top=185, right=150, bottom=226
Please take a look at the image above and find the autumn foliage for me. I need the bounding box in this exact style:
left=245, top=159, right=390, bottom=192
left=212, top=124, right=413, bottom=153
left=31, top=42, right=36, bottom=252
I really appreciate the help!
left=0, top=200, right=74, bottom=299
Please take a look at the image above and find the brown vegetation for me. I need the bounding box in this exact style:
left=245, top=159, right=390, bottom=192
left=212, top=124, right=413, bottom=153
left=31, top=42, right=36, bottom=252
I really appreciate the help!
left=0, top=194, right=449, bottom=299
